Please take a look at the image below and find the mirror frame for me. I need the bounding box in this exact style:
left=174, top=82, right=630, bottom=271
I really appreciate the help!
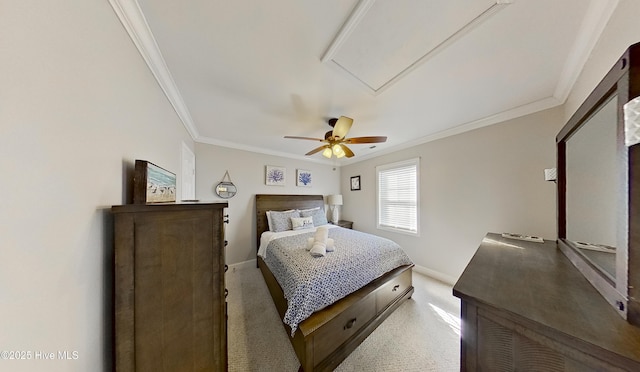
left=215, top=181, right=237, bottom=199
left=557, top=42, right=640, bottom=325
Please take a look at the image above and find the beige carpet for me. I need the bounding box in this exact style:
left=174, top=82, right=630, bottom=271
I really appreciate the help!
left=226, top=264, right=460, bottom=371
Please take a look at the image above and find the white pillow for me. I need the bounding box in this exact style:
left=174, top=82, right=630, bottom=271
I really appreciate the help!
left=291, top=216, right=314, bottom=231
left=266, top=209, right=295, bottom=231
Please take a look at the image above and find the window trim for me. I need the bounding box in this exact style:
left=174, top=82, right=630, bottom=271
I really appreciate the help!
left=376, top=157, right=420, bottom=236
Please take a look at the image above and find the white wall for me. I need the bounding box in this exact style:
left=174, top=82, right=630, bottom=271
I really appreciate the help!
left=340, top=107, right=564, bottom=282
left=195, top=144, right=341, bottom=264
left=0, top=1, right=193, bottom=371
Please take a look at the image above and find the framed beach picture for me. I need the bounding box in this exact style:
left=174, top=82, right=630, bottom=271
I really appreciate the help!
left=265, top=165, right=286, bottom=186
left=296, top=169, right=312, bottom=187
left=133, top=160, right=177, bottom=204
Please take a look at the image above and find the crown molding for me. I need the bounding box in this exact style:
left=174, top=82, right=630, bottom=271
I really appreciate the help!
left=343, top=96, right=563, bottom=166
left=195, top=136, right=338, bottom=165
left=199, top=96, right=563, bottom=167
left=108, top=0, right=199, bottom=139
left=553, top=0, right=619, bottom=102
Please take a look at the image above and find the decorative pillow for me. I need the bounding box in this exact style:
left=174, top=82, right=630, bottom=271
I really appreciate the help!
left=266, top=209, right=295, bottom=231
left=269, top=210, right=301, bottom=232
left=300, top=207, right=328, bottom=226
left=291, top=216, right=314, bottom=231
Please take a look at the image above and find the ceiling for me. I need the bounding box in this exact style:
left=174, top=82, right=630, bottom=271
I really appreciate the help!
left=110, top=0, right=618, bottom=164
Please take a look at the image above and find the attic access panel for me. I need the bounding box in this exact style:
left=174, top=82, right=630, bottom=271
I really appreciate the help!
left=322, top=0, right=513, bottom=94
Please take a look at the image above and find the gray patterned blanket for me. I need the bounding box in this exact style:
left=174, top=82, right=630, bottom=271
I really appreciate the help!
left=263, top=227, right=413, bottom=335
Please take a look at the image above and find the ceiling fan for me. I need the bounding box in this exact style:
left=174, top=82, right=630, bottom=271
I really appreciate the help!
left=284, top=116, right=387, bottom=158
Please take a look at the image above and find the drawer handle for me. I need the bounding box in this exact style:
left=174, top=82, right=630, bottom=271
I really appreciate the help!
left=344, top=318, right=357, bottom=330
left=225, top=288, right=228, bottom=298
left=392, top=284, right=400, bottom=292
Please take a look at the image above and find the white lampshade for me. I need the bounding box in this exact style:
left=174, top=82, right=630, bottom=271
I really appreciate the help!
left=327, top=194, right=343, bottom=206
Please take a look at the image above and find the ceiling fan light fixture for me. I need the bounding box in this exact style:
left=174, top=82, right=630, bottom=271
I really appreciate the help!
left=285, top=116, right=385, bottom=159
left=332, top=144, right=344, bottom=156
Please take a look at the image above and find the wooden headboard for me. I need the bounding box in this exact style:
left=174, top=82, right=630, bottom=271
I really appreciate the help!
left=255, top=194, right=325, bottom=254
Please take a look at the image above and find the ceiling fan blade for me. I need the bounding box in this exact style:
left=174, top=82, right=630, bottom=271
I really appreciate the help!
left=305, top=145, right=328, bottom=156
left=340, top=144, right=355, bottom=158
left=284, top=136, right=325, bottom=141
left=332, top=116, right=353, bottom=140
left=344, top=136, right=387, bottom=144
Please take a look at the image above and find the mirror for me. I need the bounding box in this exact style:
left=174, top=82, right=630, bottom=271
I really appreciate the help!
left=215, top=182, right=237, bottom=199
left=557, top=42, right=640, bottom=325
left=565, top=94, right=619, bottom=280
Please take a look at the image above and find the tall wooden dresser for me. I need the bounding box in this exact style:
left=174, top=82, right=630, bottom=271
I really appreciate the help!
left=112, top=202, right=228, bottom=371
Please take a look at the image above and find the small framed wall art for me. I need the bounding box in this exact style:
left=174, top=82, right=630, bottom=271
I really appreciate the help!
left=296, top=169, right=312, bottom=187
left=266, top=165, right=286, bottom=186
left=133, top=160, right=177, bottom=204
left=350, top=175, right=361, bottom=191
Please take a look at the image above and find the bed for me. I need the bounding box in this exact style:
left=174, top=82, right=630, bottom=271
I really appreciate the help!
left=255, top=194, right=414, bottom=372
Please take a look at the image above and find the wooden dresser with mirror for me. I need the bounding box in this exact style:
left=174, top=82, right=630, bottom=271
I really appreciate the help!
left=556, top=41, right=640, bottom=323
left=455, top=42, right=640, bottom=371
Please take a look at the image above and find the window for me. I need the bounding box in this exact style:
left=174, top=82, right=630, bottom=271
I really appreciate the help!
left=376, top=158, right=419, bottom=235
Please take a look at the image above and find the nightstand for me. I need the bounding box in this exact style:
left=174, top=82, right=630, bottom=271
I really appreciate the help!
left=331, top=220, right=353, bottom=229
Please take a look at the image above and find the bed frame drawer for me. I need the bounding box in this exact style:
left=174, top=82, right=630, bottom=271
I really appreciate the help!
left=313, top=293, right=376, bottom=362
left=376, top=268, right=412, bottom=312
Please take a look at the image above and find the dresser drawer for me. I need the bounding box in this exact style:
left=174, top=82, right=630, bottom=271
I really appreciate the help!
left=376, top=269, right=412, bottom=312
left=313, top=293, right=376, bottom=362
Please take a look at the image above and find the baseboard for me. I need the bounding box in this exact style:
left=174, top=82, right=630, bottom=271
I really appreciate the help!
left=412, top=264, right=458, bottom=286
left=227, top=259, right=257, bottom=271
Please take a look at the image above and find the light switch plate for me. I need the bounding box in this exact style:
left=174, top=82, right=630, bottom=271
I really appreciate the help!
left=544, top=168, right=557, bottom=181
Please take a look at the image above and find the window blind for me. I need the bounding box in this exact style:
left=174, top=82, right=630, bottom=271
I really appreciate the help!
left=377, top=158, right=419, bottom=234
